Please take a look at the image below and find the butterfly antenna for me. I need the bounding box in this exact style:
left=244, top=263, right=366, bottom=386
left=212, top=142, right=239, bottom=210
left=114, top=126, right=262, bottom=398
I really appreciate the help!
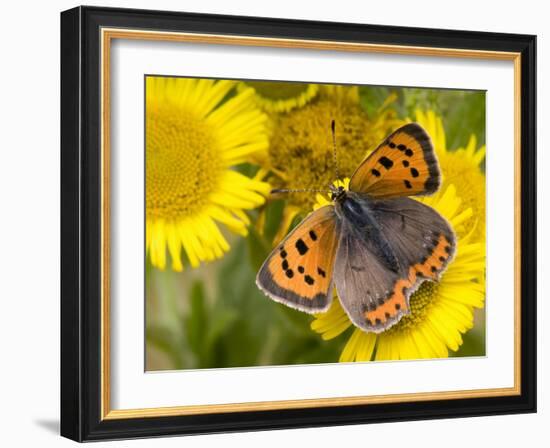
left=271, top=188, right=330, bottom=194
left=331, top=119, right=340, bottom=181
left=270, top=120, right=339, bottom=197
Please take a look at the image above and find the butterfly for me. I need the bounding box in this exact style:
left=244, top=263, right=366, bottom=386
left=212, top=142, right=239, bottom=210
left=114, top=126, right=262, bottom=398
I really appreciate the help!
left=256, top=123, right=456, bottom=333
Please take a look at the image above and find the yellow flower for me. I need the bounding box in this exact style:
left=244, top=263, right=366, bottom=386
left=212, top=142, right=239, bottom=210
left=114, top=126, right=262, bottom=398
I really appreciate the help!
left=146, top=76, right=271, bottom=271
left=318, top=84, right=361, bottom=103
left=264, top=85, right=401, bottom=244
left=239, top=81, right=319, bottom=113
left=311, top=181, right=485, bottom=361
left=414, top=110, right=486, bottom=242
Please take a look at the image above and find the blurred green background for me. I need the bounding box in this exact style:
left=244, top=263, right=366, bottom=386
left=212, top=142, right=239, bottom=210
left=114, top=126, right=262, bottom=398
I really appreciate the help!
left=146, top=84, right=486, bottom=371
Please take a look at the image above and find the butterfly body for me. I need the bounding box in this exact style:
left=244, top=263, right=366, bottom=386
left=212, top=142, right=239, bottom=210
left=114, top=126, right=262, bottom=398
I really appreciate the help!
left=256, top=123, right=456, bottom=333
left=335, top=191, right=401, bottom=274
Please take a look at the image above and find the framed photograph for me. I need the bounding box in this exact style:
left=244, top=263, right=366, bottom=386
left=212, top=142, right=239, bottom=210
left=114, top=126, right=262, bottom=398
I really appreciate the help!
left=60, top=6, right=536, bottom=442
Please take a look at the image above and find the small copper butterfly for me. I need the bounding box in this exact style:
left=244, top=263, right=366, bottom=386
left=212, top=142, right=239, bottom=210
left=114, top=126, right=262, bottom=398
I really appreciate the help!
left=256, top=123, right=456, bottom=333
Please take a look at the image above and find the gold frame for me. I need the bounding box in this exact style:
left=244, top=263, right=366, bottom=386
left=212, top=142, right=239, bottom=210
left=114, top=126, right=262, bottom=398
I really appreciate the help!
left=100, top=28, right=522, bottom=421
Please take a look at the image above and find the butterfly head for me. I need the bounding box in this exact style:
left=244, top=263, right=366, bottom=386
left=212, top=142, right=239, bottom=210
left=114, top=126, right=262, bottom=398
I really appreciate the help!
left=329, top=184, right=346, bottom=202
left=271, top=121, right=347, bottom=201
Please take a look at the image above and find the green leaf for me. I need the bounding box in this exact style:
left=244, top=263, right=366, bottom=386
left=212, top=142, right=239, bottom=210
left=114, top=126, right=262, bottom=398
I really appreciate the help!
left=444, top=91, right=486, bottom=149
left=359, top=86, right=392, bottom=116
left=145, top=325, right=184, bottom=369
left=263, top=199, right=285, bottom=242
left=203, top=308, right=239, bottom=366
left=247, top=225, right=271, bottom=271
left=184, top=281, right=207, bottom=357
left=274, top=303, right=316, bottom=336
left=233, top=162, right=258, bottom=178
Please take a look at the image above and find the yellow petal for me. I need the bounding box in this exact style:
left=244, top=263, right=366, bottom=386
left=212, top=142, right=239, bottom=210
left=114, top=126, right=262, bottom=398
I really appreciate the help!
left=355, top=332, right=377, bottom=361
left=165, top=222, right=183, bottom=271
left=339, top=329, right=363, bottom=362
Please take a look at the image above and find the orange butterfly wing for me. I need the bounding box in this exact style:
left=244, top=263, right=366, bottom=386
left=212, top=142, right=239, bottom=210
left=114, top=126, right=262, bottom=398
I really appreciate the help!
left=349, top=123, right=440, bottom=198
left=256, top=205, right=339, bottom=313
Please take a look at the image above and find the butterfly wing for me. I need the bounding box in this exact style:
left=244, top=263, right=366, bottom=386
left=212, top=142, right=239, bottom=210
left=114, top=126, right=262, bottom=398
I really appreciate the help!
left=333, top=196, right=456, bottom=333
left=371, top=196, right=456, bottom=278
left=333, top=219, right=403, bottom=333
left=349, top=123, right=440, bottom=199
left=256, top=205, right=340, bottom=313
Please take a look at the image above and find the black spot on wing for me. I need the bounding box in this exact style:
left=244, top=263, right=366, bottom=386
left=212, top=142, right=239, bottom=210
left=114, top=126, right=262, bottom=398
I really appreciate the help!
left=309, top=230, right=317, bottom=241
left=371, top=168, right=381, bottom=177
left=317, top=267, right=326, bottom=277
left=304, top=275, right=314, bottom=285
left=285, top=269, right=294, bottom=278
left=295, top=239, right=308, bottom=255
left=257, top=269, right=331, bottom=311
left=362, top=303, right=377, bottom=312
left=398, top=123, right=440, bottom=193
left=378, top=156, right=393, bottom=170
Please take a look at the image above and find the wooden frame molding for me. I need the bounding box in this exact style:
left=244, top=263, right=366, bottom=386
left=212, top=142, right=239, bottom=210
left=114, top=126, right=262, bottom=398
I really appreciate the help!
left=61, top=6, right=536, bottom=441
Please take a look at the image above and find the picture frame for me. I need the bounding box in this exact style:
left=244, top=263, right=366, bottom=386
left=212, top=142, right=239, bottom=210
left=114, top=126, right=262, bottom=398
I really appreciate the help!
left=60, top=5, right=536, bottom=442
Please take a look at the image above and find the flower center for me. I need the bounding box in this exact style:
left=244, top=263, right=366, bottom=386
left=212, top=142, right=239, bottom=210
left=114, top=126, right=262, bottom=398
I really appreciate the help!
left=385, top=282, right=438, bottom=334
left=269, top=98, right=386, bottom=210
left=146, top=102, right=222, bottom=220
left=245, top=81, right=310, bottom=100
